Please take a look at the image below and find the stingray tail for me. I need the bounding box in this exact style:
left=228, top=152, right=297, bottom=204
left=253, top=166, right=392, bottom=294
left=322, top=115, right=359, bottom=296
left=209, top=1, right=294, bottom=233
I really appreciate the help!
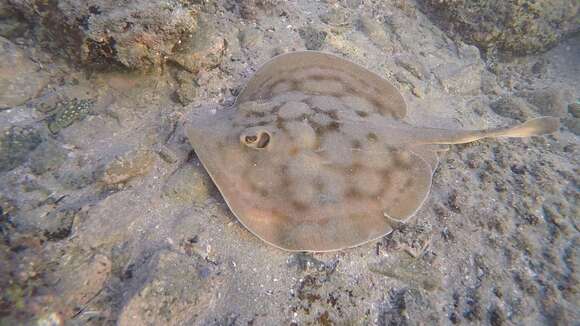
left=424, top=117, right=560, bottom=145
left=486, top=117, right=560, bottom=138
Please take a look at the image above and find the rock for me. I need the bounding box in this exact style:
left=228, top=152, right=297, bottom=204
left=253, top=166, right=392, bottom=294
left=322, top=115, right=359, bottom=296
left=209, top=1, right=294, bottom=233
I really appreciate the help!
left=569, top=102, right=580, bottom=118
left=326, top=32, right=363, bottom=59
left=490, top=96, right=531, bottom=121
left=369, top=254, right=441, bottom=292
left=0, top=125, right=42, bottom=173
left=0, top=36, right=48, bottom=108
left=320, top=8, right=352, bottom=28
left=168, top=16, right=226, bottom=73
left=289, top=270, right=366, bottom=324
left=239, top=28, right=263, bottom=50
left=29, top=139, right=68, bottom=175
left=488, top=305, right=507, bottom=326
left=395, top=55, right=429, bottom=80
left=0, top=227, right=56, bottom=323
left=0, top=4, right=27, bottom=39
left=0, top=194, right=16, bottom=217
left=55, top=253, right=112, bottom=319
left=458, top=44, right=482, bottom=64
left=7, top=0, right=200, bottom=70
left=393, top=0, right=419, bottom=17
left=434, top=63, right=482, bottom=95
left=378, top=288, right=439, bottom=325
left=490, top=97, right=534, bottom=121
left=518, top=88, right=566, bottom=117
left=35, top=313, right=64, bottom=326
left=101, top=148, right=155, bottom=185
left=117, top=250, right=215, bottom=326
left=174, top=70, right=199, bottom=106
left=162, top=165, right=214, bottom=204
left=43, top=208, right=76, bottom=241
left=287, top=253, right=333, bottom=272
left=238, top=0, right=282, bottom=20
left=481, top=71, right=501, bottom=95
left=394, top=71, right=423, bottom=98
left=492, top=89, right=567, bottom=121
left=299, top=26, right=327, bottom=51
left=175, top=83, right=199, bottom=106
left=358, top=15, right=394, bottom=52
left=381, top=223, right=433, bottom=258
left=563, top=118, right=580, bottom=136
left=57, top=168, right=99, bottom=190
left=0, top=2, right=10, bottom=16
left=419, top=0, right=580, bottom=55
left=531, top=59, right=548, bottom=76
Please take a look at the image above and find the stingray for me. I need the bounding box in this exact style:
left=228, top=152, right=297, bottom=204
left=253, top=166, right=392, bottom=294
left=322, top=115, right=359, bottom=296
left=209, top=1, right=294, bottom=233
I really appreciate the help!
left=185, top=51, right=559, bottom=252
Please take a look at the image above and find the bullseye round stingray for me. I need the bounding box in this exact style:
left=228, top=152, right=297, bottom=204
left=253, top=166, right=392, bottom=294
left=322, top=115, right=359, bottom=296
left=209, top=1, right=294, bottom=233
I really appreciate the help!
left=186, top=51, right=559, bottom=252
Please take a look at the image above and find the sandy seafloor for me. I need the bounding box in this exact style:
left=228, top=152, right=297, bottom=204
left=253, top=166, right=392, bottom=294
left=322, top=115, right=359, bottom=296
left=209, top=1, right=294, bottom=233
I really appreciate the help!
left=0, top=1, right=578, bottom=325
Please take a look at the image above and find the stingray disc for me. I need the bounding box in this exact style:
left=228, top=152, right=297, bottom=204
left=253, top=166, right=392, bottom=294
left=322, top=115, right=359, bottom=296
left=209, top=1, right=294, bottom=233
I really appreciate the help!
left=186, top=51, right=560, bottom=251
left=187, top=51, right=435, bottom=252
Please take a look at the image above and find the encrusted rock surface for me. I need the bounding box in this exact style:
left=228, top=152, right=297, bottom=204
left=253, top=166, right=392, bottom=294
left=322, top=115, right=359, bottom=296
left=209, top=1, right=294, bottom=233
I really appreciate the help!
left=0, top=36, right=48, bottom=108
left=418, top=0, right=580, bottom=56
left=6, top=0, right=201, bottom=70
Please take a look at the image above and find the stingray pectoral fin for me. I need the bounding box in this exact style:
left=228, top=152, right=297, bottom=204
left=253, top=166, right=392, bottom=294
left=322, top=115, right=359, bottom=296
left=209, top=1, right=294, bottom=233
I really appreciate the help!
left=381, top=151, right=433, bottom=222
left=408, top=145, right=443, bottom=172
left=420, top=117, right=560, bottom=145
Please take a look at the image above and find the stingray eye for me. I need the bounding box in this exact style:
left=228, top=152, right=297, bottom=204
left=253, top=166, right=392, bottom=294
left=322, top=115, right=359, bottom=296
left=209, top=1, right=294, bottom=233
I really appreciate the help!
left=241, top=129, right=271, bottom=149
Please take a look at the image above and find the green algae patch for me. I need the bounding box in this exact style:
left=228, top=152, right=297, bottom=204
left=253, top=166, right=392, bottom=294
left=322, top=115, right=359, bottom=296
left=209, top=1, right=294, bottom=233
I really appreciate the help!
left=46, top=98, right=93, bottom=134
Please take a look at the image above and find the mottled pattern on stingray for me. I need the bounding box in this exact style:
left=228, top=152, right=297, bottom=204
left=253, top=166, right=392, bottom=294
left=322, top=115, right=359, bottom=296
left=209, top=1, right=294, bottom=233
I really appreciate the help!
left=234, top=99, right=432, bottom=221
left=237, top=51, right=407, bottom=120
left=187, top=90, right=433, bottom=251
left=187, top=51, right=560, bottom=252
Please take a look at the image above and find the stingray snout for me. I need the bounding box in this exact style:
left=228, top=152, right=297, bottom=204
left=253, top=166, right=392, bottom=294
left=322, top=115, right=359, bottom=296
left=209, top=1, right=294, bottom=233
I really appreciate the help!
left=186, top=105, right=221, bottom=126
left=185, top=105, right=229, bottom=147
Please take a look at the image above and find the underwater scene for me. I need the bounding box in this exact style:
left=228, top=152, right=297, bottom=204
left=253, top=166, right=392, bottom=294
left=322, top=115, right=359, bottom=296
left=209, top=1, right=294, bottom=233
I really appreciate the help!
left=0, top=0, right=578, bottom=325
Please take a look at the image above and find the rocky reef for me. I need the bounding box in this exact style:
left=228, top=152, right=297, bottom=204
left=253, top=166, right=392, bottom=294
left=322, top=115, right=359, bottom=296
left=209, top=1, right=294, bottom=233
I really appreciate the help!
left=5, top=0, right=200, bottom=70
left=419, top=0, right=580, bottom=56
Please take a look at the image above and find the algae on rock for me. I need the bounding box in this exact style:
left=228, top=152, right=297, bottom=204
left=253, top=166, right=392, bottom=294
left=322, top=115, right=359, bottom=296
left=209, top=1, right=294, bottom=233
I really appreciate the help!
left=0, top=126, right=42, bottom=173
left=419, top=0, right=580, bottom=55
left=6, top=0, right=200, bottom=70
